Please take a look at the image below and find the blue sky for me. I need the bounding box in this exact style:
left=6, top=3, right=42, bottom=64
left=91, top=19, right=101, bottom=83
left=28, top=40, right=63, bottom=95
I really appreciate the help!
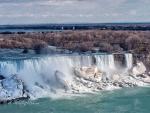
left=0, top=0, right=150, bottom=24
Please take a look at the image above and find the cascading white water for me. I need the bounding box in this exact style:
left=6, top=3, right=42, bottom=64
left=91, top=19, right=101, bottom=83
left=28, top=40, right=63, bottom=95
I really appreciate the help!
left=95, top=54, right=115, bottom=71
left=0, top=55, right=95, bottom=98
left=125, top=53, right=133, bottom=69
left=0, top=58, right=68, bottom=98
left=0, top=53, right=133, bottom=98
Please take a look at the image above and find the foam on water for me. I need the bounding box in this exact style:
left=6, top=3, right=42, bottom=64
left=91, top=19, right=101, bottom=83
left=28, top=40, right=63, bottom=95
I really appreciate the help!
left=1, top=87, right=150, bottom=113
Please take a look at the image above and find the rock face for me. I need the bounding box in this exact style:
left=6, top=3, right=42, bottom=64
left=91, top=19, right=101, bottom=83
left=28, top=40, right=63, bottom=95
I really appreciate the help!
left=0, top=75, right=28, bottom=104
left=74, top=67, right=103, bottom=82
left=131, top=62, right=146, bottom=76
left=71, top=65, right=150, bottom=93
left=0, top=75, right=5, bottom=80
left=55, top=70, right=70, bottom=91
left=111, top=74, right=120, bottom=81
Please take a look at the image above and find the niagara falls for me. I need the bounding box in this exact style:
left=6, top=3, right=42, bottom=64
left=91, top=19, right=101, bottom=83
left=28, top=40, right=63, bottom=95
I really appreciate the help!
left=0, top=53, right=136, bottom=100
left=1, top=0, right=150, bottom=113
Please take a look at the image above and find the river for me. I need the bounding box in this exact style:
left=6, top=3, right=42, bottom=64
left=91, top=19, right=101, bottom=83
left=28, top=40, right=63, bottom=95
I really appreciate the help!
left=0, top=87, right=150, bottom=113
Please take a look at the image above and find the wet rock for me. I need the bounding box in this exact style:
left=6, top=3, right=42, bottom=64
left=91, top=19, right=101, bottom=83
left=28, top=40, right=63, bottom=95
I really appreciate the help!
left=118, top=82, right=124, bottom=88
left=112, top=74, right=120, bottom=81
left=131, top=62, right=146, bottom=76
left=74, top=66, right=103, bottom=82
left=33, top=43, right=48, bottom=54
left=0, top=75, right=5, bottom=80
left=113, top=82, right=119, bottom=87
left=97, top=86, right=103, bottom=90
left=137, top=74, right=147, bottom=78
left=55, top=71, right=70, bottom=91
left=22, top=48, right=29, bottom=54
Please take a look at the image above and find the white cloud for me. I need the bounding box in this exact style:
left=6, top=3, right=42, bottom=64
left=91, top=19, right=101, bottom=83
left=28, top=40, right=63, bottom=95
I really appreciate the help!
left=129, top=10, right=137, bottom=15
left=0, top=0, right=149, bottom=24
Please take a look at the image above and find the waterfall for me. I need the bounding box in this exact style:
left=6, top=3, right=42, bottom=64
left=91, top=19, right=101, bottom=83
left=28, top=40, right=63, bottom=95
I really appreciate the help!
left=0, top=54, right=132, bottom=80
left=0, top=53, right=133, bottom=98
left=95, top=54, right=115, bottom=71
left=0, top=56, right=95, bottom=97
left=125, top=53, right=133, bottom=69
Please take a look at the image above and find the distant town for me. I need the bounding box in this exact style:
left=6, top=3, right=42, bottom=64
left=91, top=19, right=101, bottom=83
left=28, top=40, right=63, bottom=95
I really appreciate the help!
left=1, top=23, right=150, bottom=33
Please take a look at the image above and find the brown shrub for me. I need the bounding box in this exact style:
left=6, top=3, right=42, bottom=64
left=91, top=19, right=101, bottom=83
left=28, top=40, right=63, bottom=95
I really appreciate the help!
left=0, top=30, right=149, bottom=54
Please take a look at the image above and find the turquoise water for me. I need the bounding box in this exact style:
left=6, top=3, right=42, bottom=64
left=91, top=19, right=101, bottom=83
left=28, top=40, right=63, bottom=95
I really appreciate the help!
left=0, top=87, right=150, bottom=113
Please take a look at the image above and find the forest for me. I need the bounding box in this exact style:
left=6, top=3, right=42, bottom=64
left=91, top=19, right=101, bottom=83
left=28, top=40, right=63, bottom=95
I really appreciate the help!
left=0, top=30, right=149, bottom=55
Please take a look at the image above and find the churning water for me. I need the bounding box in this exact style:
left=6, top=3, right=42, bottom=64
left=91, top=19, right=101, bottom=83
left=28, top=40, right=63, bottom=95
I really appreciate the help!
left=0, top=87, right=150, bottom=113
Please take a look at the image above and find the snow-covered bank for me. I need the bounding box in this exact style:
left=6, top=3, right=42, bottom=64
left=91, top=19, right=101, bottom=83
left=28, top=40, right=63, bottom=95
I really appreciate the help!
left=0, top=75, right=28, bottom=104
left=0, top=53, right=150, bottom=103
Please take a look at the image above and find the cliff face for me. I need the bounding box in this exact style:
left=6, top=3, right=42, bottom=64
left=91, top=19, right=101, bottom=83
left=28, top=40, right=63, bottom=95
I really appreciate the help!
left=0, top=30, right=150, bottom=67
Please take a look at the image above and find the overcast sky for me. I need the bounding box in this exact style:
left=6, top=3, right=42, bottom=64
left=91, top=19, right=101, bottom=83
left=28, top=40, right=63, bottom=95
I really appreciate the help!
left=0, top=0, right=150, bottom=25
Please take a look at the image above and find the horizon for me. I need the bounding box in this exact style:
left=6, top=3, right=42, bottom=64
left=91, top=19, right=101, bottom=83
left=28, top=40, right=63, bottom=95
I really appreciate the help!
left=1, top=22, right=150, bottom=26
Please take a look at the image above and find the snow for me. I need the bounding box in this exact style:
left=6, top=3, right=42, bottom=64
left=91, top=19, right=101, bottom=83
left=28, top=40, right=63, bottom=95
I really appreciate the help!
left=0, top=75, right=27, bottom=102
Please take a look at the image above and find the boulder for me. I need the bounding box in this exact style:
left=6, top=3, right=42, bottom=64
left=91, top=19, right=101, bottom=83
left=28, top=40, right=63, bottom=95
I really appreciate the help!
left=0, top=75, right=5, bottom=80
left=142, top=77, right=150, bottom=83
left=131, top=62, right=146, bottom=76
left=55, top=71, right=70, bottom=91
left=74, top=66, right=103, bottom=82
left=112, top=74, right=120, bottom=81
left=22, top=48, right=29, bottom=54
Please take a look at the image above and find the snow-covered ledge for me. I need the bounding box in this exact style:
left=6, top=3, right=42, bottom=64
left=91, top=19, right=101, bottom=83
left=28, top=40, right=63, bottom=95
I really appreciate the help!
left=0, top=75, right=28, bottom=104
